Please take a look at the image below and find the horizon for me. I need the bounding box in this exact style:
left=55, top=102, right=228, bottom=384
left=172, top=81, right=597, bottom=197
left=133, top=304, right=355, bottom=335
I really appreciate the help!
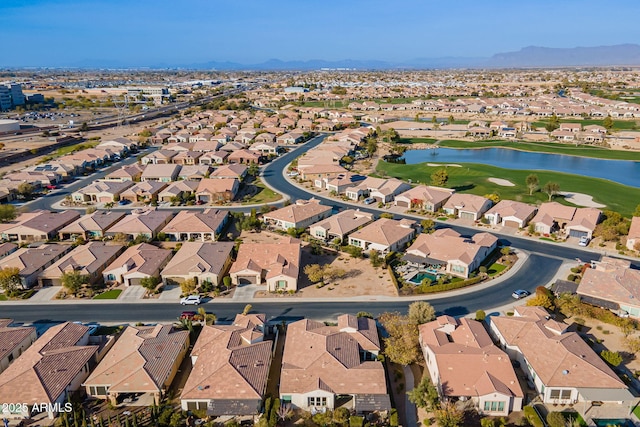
left=1, top=0, right=640, bottom=68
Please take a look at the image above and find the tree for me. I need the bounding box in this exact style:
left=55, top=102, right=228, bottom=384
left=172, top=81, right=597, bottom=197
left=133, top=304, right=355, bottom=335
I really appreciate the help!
left=0, top=267, right=21, bottom=295
left=634, top=204, right=640, bottom=217
left=603, top=115, right=614, bottom=130
left=379, top=212, right=394, bottom=219
left=542, top=181, right=560, bottom=201
left=475, top=309, right=486, bottom=321
left=431, top=168, right=449, bottom=187
left=484, top=193, right=500, bottom=204
left=408, top=301, right=436, bottom=324
left=435, top=401, right=464, bottom=427
left=370, top=250, right=383, bottom=268
left=304, top=264, right=324, bottom=283
left=421, top=219, right=435, bottom=234
left=344, top=245, right=363, bottom=258
left=407, top=375, right=440, bottom=411
left=61, top=270, right=88, bottom=296
left=600, top=350, right=623, bottom=367
left=366, top=138, right=377, bottom=155
left=500, top=246, right=511, bottom=256
left=197, top=307, right=216, bottom=325
left=546, top=412, right=565, bottom=427
left=140, top=276, right=160, bottom=293
left=17, top=182, right=35, bottom=199
left=80, top=122, right=89, bottom=132
left=525, top=174, right=539, bottom=196
left=0, top=204, right=17, bottom=223
left=379, top=312, right=421, bottom=365
left=180, top=277, right=197, bottom=295
left=545, top=114, right=560, bottom=132
left=242, top=304, right=252, bottom=315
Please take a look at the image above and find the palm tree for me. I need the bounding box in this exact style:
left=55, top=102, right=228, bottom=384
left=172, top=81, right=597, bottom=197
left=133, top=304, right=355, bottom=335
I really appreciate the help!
left=197, top=307, right=216, bottom=325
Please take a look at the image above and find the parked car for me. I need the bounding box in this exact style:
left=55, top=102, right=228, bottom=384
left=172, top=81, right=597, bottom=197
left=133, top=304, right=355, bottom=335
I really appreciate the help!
left=363, top=197, right=375, bottom=205
left=578, top=236, right=590, bottom=247
left=180, top=295, right=202, bottom=305
left=118, top=199, right=130, bottom=205
left=180, top=311, right=197, bottom=320
left=512, top=289, right=530, bottom=299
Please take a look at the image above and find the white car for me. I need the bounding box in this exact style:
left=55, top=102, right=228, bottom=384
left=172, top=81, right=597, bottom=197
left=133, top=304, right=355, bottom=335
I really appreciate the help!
left=180, top=295, right=202, bottom=305
left=578, top=236, right=590, bottom=247
left=363, top=197, right=375, bottom=205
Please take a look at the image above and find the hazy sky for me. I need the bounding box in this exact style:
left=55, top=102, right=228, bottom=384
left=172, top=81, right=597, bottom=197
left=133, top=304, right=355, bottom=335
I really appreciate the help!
left=1, top=0, right=639, bottom=67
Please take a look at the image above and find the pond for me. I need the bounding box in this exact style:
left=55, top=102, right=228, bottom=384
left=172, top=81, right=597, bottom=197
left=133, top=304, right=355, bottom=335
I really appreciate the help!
left=402, top=147, right=640, bottom=188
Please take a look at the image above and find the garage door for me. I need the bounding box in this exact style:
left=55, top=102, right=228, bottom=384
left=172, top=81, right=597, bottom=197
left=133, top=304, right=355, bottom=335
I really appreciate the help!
left=237, top=276, right=258, bottom=285
left=99, top=196, right=112, bottom=203
left=460, top=212, right=475, bottom=221
left=569, top=229, right=588, bottom=238
left=396, top=201, right=410, bottom=208
left=504, top=220, right=520, bottom=228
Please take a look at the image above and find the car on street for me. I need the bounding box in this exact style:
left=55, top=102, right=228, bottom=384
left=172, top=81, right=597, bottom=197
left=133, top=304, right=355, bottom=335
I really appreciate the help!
left=180, top=295, right=202, bottom=305
left=180, top=311, right=197, bottom=320
left=512, top=289, right=530, bottom=299
left=578, top=236, right=590, bottom=247
left=118, top=199, right=130, bottom=205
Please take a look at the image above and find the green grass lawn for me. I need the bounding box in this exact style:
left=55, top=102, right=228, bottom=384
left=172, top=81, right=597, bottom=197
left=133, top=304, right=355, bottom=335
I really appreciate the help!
left=531, top=118, right=637, bottom=131
left=0, top=294, right=7, bottom=301
left=633, top=404, right=640, bottom=420
left=93, top=289, right=122, bottom=299
left=241, top=178, right=282, bottom=205
left=399, top=138, right=438, bottom=145
left=561, top=412, right=587, bottom=427
left=435, top=139, right=640, bottom=161
left=55, top=140, right=101, bottom=157
left=376, top=160, right=640, bottom=217
left=487, top=263, right=506, bottom=276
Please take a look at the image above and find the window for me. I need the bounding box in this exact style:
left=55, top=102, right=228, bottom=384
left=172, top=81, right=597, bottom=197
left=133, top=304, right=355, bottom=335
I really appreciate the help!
left=452, top=264, right=465, bottom=273
left=276, top=280, right=287, bottom=290
left=549, top=389, right=572, bottom=400
left=107, top=274, right=116, bottom=281
left=483, top=401, right=505, bottom=412
left=307, top=397, right=327, bottom=407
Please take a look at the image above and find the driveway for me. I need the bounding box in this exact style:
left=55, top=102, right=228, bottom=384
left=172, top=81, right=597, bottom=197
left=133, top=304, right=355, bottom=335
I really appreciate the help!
left=232, top=284, right=267, bottom=302
left=159, top=285, right=182, bottom=301
left=118, top=286, right=147, bottom=301
left=29, top=286, right=62, bottom=302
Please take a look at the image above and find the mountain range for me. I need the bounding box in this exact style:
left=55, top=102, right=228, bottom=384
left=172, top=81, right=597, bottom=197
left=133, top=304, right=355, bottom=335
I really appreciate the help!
left=67, top=44, right=640, bottom=70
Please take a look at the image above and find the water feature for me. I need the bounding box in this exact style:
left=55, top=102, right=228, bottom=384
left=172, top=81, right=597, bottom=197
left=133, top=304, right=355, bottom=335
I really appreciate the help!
left=409, top=271, right=439, bottom=284
left=592, top=419, right=634, bottom=427
left=401, top=147, right=640, bottom=188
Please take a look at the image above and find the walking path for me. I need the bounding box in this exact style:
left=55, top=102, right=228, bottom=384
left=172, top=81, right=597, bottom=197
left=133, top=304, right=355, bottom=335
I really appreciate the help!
left=403, top=366, right=418, bottom=427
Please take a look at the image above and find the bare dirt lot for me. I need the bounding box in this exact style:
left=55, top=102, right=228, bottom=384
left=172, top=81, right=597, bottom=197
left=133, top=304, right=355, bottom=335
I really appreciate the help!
left=239, top=230, right=398, bottom=298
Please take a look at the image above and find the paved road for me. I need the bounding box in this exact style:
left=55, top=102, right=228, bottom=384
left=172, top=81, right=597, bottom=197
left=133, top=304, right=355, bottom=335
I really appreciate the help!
left=1, top=253, right=561, bottom=323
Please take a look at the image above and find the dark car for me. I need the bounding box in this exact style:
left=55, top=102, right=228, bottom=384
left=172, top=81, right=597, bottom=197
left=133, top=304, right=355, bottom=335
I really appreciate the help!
left=180, top=311, right=197, bottom=320
left=118, top=199, right=130, bottom=205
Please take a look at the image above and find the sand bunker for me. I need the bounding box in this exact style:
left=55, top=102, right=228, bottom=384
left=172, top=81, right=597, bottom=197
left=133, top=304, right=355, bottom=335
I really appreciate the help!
left=426, top=163, right=462, bottom=167
left=560, top=192, right=606, bottom=208
left=487, top=177, right=515, bottom=187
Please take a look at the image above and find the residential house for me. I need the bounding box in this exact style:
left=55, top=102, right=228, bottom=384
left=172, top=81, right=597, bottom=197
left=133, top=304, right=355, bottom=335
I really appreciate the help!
left=484, top=200, right=538, bottom=228
left=71, top=181, right=134, bottom=204
left=230, top=237, right=301, bottom=292
left=178, top=165, right=210, bottom=181
left=443, top=193, right=493, bottom=221
left=348, top=218, right=418, bottom=254
left=199, top=151, right=229, bottom=166
left=104, top=164, right=144, bottom=182
left=141, top=150, right=177, bottom=165
left=227, top=149, right=261, bottom=164
left=161, top=242, right=234, bottom=287
left=626, top=217, right=640, bottom=251
left=323, top=172, right=367, bottom=195
left=309, top=209, right=374, bottom=243
left=209, top=164, right=248, bottom=180
left=0, top=243, right=17, bottom=259
left=103, top=243, right=172, bottom=286
left=280, top=315, right=390, bottom=413
left=97, top=137, right=137, bottom=154
left=299, top=164, right=348, bottom=184
left=120, top=181, right=167, bottom=204
left=489, top=306, right=633, bottom=406
left=105, top=210, right=174, bottom=240
left=0, top=210, right=80, bottom=243
left=419, top=316, right=523, bottom=416
left=172, top=151, right=203, bottom=166
left=157, top=181, right=199, bottom=203
left=38, top=242, right=125, bottom=287
left=180, top=317, right=272, bottom=416
left=277, top=132, right=304, bottom=145
left=404, top=229, right=498, bottom=278
left=263, top=199, right=333, bottom=231
left=161, top=209, right=229, bottom=242
left=195, top=178, right=239, bottom=203
left=394, top=185, right=454, bottom=212
left=577, top=257, right=640, bottom=318
left=0, top=244, right=72, bottom=288
left=0, top=322, right=99, bottom=419
left=0, top=319, right=37, bottom=374
left=250, top=141, right=279, bottom=155
left=140, top=164, right=181, bottom=182
left=531, top=203, right=601, bottom=238
left=59, top=211, right=126, bottom=240
left=84, top=325, right=189, bottom=405
left=368, top=179, right=412, bottom=204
